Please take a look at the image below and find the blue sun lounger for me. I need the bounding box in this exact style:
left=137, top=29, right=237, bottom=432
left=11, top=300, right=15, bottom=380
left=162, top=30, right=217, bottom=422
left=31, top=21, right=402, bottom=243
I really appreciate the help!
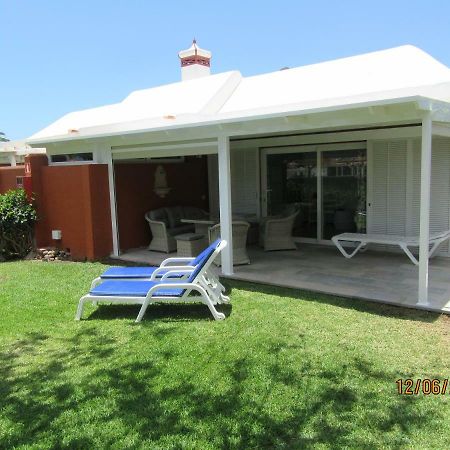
left=75, top=240, right=228, bottom=322
left=90, top=239, right=229, bottom=304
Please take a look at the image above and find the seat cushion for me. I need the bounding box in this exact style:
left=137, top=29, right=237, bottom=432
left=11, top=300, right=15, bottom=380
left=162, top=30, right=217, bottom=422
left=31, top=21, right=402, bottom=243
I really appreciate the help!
left=90, top=280, right=184, bottom=297
left=165, top=206, right=184, bottom=228
left=183, top=206, right=206, bottom=220
left=147, top=208, right=169, bottom=226
left=100, top=267, right=185, bottom=279
left=168, top=225, right=194, bottom=236
left=175, top=233, right=205, bottom=242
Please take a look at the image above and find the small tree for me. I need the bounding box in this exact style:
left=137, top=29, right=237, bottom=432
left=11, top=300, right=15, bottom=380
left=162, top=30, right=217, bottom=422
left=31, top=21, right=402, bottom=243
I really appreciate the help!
left=0, top=131, right=8, bottom=142
left=0, top=189, right=37, bottom=260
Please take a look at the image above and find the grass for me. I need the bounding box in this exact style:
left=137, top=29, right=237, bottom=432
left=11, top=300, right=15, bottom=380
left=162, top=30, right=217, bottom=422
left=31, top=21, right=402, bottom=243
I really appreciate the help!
left=0, top=260, right=449, bottom=449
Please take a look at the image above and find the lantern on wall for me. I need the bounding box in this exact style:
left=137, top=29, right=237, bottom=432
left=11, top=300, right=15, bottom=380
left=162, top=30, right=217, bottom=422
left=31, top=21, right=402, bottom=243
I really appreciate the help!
left=154, top=165, right=171, bottom=198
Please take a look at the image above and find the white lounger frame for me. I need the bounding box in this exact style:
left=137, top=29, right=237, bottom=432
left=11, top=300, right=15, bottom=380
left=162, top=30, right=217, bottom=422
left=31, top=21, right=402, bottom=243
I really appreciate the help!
left=332, top=231, right=450, bottom=265
left=90, top=255, right=228, bottom=304
left=76, top=241, right=229, bottom=322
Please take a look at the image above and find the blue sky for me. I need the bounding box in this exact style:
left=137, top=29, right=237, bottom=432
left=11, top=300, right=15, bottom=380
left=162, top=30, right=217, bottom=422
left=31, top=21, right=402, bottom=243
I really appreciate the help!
left=2, top=0, right=450, bottom=140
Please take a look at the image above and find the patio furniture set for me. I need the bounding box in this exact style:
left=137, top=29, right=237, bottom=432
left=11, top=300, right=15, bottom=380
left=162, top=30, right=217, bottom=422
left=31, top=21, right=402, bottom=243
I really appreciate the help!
left=144, top=205, right=302, bottom=266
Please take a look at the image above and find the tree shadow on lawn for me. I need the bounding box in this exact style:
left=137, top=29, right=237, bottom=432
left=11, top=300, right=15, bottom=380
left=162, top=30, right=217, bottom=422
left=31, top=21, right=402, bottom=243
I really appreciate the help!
left=0, top=327, right=447, bottom=448
left=222, top=279, right=443, bottom=324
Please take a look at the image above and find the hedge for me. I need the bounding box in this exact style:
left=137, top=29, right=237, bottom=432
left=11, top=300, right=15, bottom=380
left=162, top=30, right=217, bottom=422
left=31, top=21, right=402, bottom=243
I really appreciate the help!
left=0, top=189, right=37, bottom=260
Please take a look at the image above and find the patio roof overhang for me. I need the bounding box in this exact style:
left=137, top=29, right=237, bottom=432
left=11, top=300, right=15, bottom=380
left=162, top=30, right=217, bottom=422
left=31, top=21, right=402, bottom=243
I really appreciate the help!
left=27, top=96, right=450, bottom=154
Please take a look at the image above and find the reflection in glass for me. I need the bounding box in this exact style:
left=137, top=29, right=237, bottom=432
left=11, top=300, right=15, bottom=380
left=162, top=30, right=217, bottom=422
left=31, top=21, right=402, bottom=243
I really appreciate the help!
left=266, top=152, right=317, bottom=238
left=321, top=150, right=367, bottom=240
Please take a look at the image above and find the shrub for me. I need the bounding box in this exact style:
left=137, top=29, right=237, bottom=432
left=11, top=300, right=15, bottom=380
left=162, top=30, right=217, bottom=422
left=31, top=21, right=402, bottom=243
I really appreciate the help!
left=0, top=189, right=37, bottom=260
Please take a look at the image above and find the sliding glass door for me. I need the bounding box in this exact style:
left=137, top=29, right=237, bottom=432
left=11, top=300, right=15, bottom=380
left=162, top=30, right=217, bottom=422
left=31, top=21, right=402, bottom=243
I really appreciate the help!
left=266, top=151, right=317, bottom=238
left=262, top=144, right=367, bottom=242
left=321, top=149, right=367, bottom=240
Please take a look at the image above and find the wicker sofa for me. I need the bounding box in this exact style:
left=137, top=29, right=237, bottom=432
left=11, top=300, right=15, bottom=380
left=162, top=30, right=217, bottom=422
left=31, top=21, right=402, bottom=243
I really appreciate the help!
left=145, top=206, right=208, bottom=253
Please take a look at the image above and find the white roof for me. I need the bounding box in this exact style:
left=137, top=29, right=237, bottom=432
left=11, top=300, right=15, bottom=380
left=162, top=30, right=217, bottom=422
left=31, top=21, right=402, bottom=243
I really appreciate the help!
left=30, top=71, right=241, bottom=141
left=28, top=45, right=450, bottom=144
left=220, top=45, right=450, bottom=115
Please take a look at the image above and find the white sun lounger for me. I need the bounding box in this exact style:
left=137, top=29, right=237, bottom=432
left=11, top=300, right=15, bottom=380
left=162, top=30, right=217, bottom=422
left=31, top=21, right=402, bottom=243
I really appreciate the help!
left=75, top=240, right=228, bottom=322
left=332, top=230, right=450, bottom=265
left=89, top=239, right=229, bottom=304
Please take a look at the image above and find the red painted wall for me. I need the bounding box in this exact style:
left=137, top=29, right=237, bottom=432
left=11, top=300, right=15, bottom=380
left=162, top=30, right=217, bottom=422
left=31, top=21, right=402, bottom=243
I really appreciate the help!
left=34, top=163, right=113, bottom=260
left=115, top=157, right=209, bottom=251
left=0, top=166, right=25, bottom=193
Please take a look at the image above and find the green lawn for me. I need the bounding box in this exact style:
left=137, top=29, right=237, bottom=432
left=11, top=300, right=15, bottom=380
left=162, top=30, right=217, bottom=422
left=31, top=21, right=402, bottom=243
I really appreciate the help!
left=0, top=260, right=449, bottom=449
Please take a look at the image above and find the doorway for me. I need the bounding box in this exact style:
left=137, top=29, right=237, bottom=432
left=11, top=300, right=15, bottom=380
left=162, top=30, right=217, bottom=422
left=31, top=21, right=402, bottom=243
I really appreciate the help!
left=261, top=143, right=367, bottom=242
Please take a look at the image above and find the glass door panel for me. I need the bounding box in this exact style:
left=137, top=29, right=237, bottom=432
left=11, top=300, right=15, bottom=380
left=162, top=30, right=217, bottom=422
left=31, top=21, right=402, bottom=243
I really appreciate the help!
left=266, top=152, right=317, bottom=238
left=321, top=149, right=367, bottom=240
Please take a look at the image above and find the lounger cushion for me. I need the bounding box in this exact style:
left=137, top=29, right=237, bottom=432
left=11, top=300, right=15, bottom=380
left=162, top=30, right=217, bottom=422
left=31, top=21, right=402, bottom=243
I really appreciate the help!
left=90, top=280, right=184, bottom=297
left=100, top=267, right=184, bottom=279
left=187, top=240, right=219, bottom=282
left=99, top=239, right=221, bottom=281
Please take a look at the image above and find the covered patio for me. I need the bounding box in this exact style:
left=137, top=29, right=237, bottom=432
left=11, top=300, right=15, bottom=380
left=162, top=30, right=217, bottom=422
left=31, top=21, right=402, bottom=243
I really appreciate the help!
left=115, top=244, right=450, bottom=314
left=26, top=45, right=450, bottom=315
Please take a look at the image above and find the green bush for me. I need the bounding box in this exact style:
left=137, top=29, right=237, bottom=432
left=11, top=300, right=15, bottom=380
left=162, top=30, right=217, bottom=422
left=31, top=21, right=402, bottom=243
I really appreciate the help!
left=0, top=189, right=37, bottom=260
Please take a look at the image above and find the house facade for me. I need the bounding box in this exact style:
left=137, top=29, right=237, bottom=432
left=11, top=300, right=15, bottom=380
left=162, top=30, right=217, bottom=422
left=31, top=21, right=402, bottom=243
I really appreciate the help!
left=22, top=42, right=450, bottom=309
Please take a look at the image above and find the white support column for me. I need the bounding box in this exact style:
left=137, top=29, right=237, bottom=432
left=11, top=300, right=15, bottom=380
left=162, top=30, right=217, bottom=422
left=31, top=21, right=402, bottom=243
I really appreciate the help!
left=217, top=135, right=233, bottom=275
left=8, top=154, right=17, bottom=167
left=418, top=113, right=432, bottom=305
left=106, top=150, right=120, bottom=257
left=316, top=149, right=322, bottom=240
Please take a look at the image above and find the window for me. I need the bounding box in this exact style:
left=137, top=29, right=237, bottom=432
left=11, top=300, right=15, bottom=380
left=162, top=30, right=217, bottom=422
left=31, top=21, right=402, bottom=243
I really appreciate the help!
left=50, top=153, right=93, bottom=164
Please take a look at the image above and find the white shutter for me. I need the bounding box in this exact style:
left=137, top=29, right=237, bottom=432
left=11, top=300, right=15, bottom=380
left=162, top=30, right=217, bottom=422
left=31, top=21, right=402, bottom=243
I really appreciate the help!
left=370, top=141, right=389, bottom=233
left=410, top=137, right=450, bottom=254
left=370, top=140, right=407, bottom=235
left=386, top=141, right=407, bottom=235
left=411, top=140, right=421, bottom=236
left=230, top=148, right=258, bottom=215
left=207, top=154, right=220, bottom=216
left=430, top=138, right=450, bottom=253
left=208, top=149, right=259, bottom=217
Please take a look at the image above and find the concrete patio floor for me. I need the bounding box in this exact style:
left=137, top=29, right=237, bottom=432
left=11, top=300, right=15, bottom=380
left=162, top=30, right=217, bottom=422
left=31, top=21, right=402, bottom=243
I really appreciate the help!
left=114, top=244, right=450, bottom=315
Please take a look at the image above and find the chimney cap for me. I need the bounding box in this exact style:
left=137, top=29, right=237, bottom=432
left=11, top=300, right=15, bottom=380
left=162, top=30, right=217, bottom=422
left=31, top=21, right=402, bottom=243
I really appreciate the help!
left=178, top=39, right=212, bottom=60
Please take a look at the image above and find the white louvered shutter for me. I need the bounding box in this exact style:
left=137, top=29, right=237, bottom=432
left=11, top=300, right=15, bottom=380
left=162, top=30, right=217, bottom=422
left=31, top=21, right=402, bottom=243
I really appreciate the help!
left=370, top=141, right=389, bottom=234
left=386, top=141, right=407, bottom=235
left=207, top=154, right=220, bottom=216
left=371, top=137, right=450, bottom=256
left=230, top=149, right=258, bottom=215
left=411, top=137, right=450, bottom=254
left=370, top=140, right=407, bottom=235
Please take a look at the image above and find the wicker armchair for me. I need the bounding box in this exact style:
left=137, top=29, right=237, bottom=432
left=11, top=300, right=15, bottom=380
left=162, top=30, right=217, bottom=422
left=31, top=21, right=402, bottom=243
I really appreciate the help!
left=208, top=221, right=250, bottom=265
left=145, top=211, right=178, bottom=253
left=145, top=206, right=207, bottom=253
left=259, top=208, right=299, bottom=251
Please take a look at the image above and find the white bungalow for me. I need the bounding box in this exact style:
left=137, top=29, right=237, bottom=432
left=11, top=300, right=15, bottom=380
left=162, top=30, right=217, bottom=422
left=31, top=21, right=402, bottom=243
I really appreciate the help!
left=27, top=42, right=450, bottom=313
